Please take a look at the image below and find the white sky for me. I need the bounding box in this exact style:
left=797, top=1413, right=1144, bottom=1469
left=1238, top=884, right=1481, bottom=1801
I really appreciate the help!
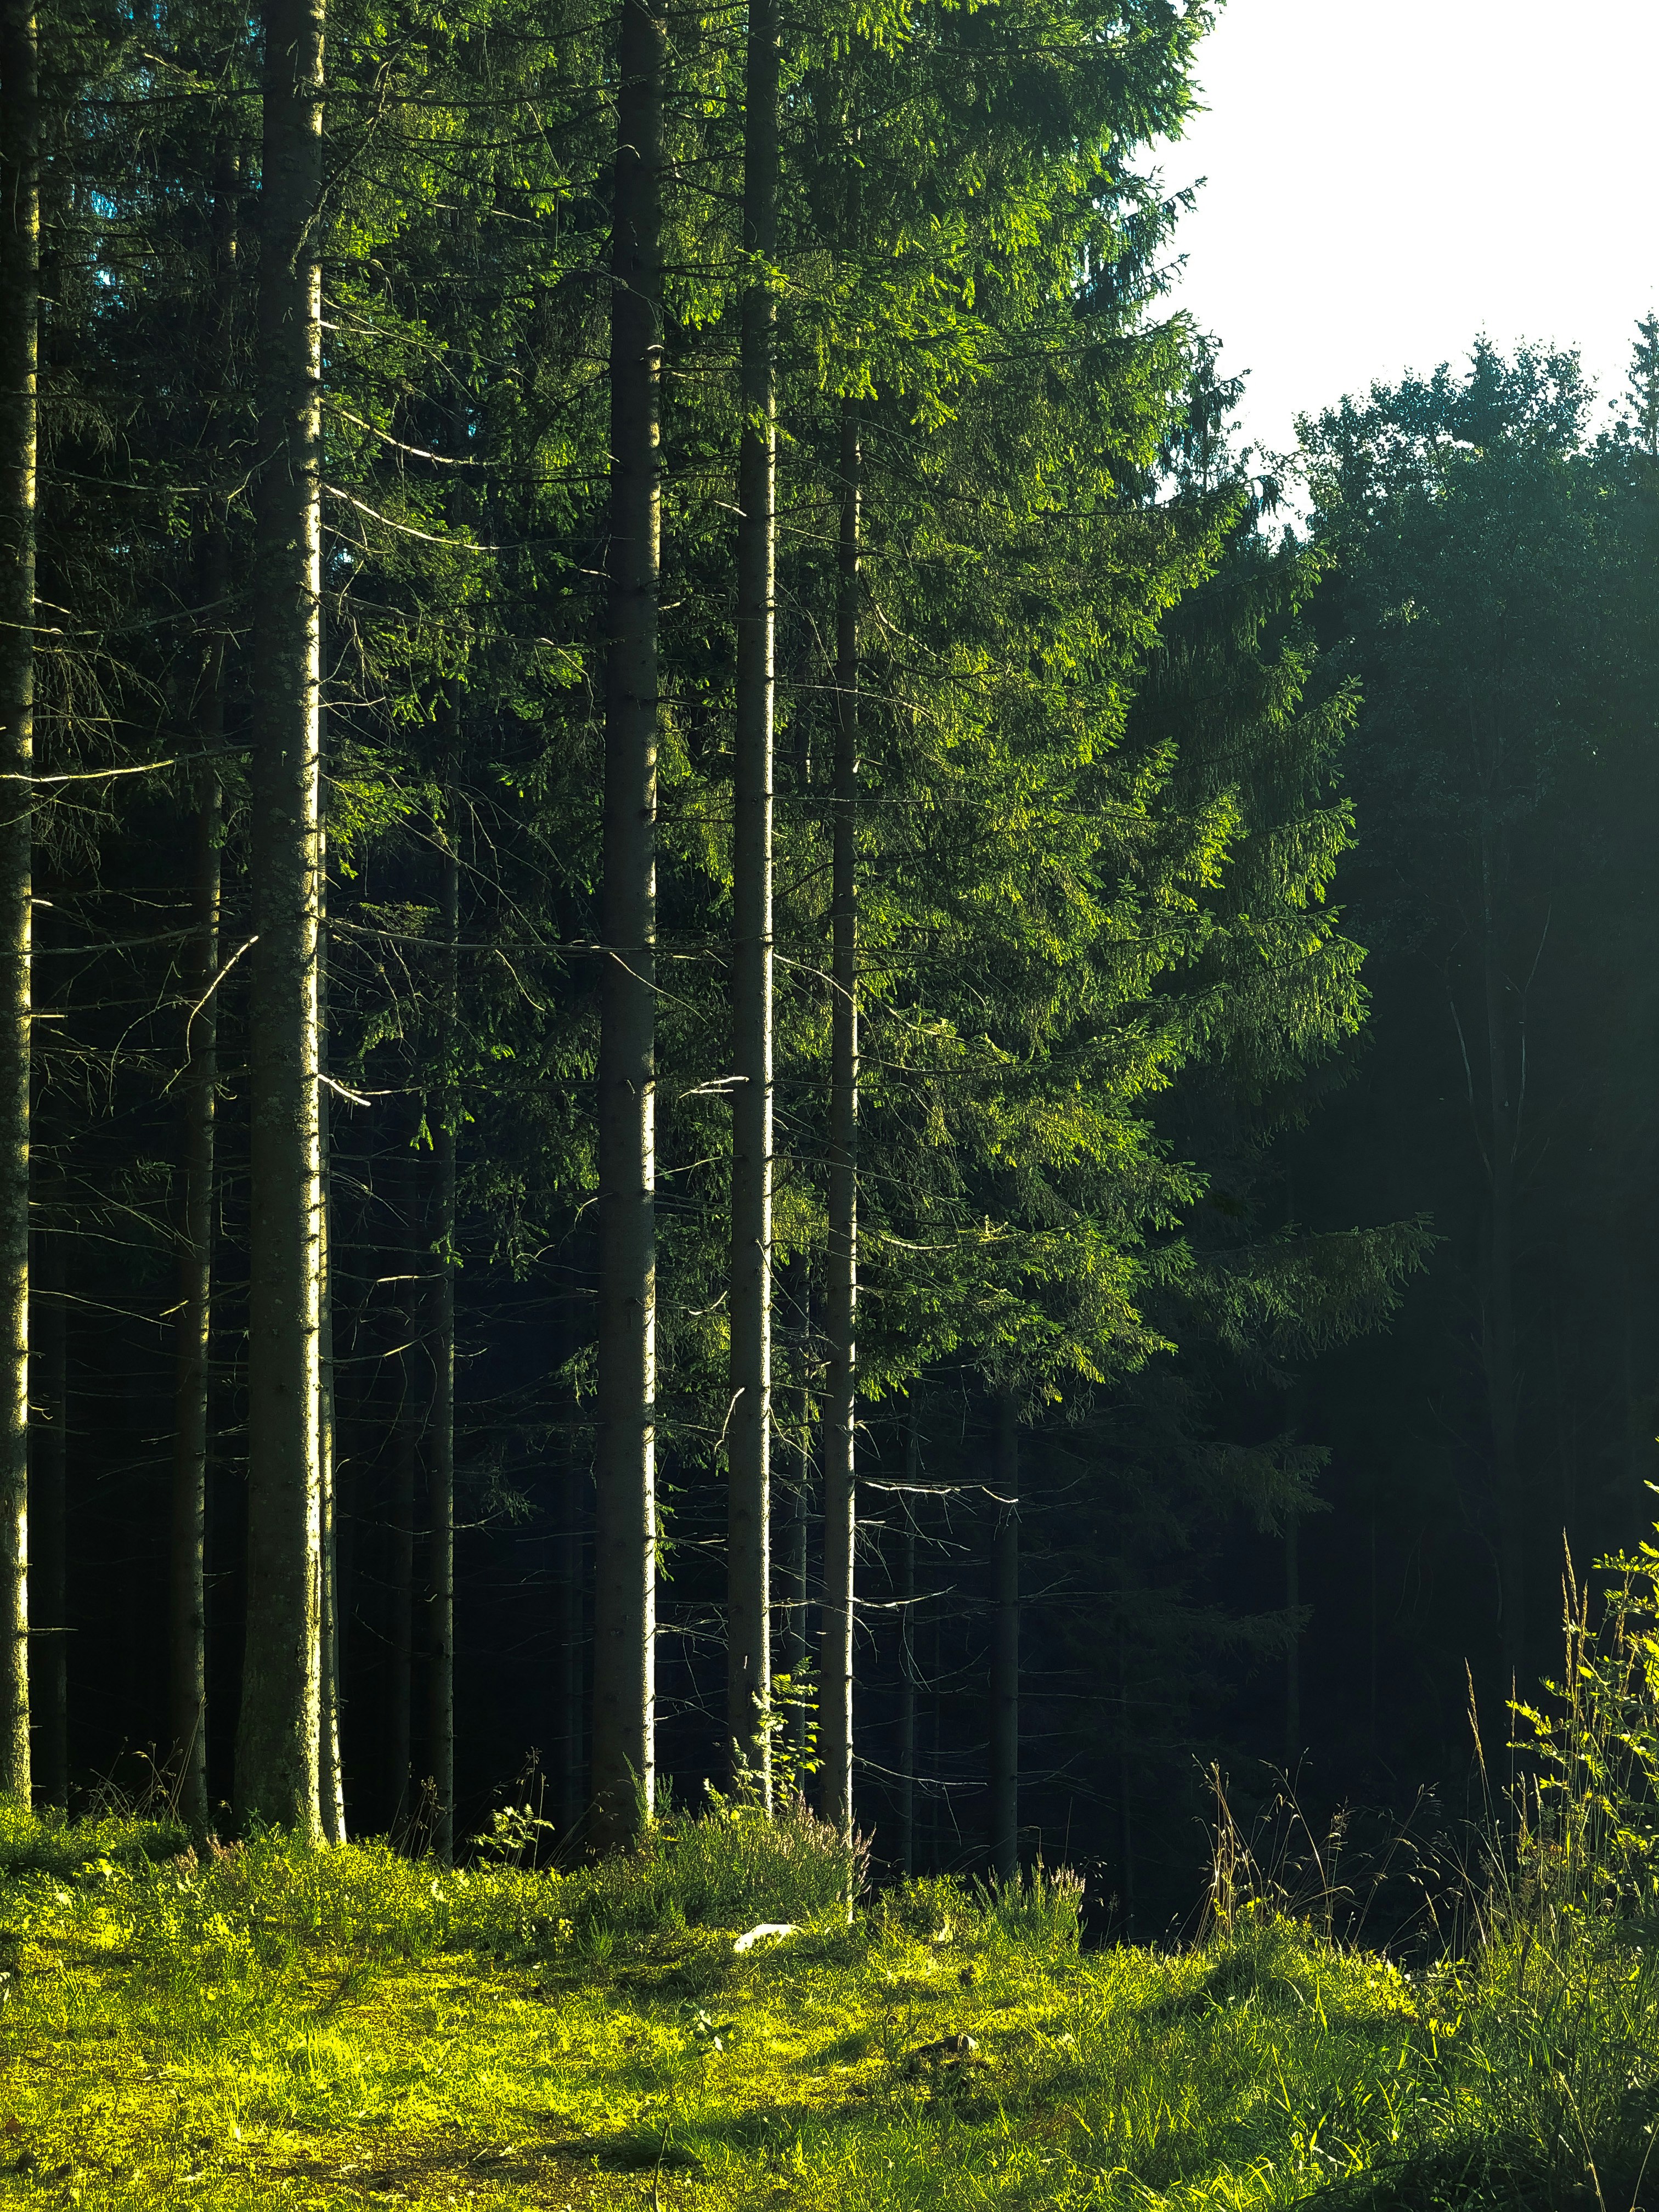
left=1160, top=0, right=1659, bottom=461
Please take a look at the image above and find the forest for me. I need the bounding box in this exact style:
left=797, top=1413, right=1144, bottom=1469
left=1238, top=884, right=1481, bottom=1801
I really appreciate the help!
left=5, top=2, right=1659, bottom=2200
left=16, top=0, right=1659, bottom=2194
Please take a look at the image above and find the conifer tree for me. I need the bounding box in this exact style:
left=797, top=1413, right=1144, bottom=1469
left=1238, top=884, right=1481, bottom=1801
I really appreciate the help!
left=429, top=795, right=459, bottom=1865
left=236, top=0, right=328, bottom=1836
left=726, top=0, right=781, bottom=1803
left=592, top=0, right=667, bottom=1848
left=989, top=1398, right=1019, bottom=1880
left=0, top=0, right=38, bottom=1807
left=171, top=129, right=239, bottom=1839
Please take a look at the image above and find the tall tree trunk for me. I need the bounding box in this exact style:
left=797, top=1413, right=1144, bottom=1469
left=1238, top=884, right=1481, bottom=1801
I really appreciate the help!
left=1116, top=1612, right=1134, bottom=1937
left=727, top=0, right=780, bottom=1807
left=1479, top=809, right=1522, bottom=1680
left=550, top=1294, right=582, bottom=1846
left=28, top=1233, right=63, bottom=1808
left=898, top=1413, right=917, bottom=1877
left=171, top=140, right=236, bottom=1841
left=1284, top=1506, right=1300, bottom=1771
left=774, top=1257, right=809, bottom=1765
left=386, top=1203, right=417, bottom=1830
left=591, top=0, right=664, bottom=1852
left=1367, top=1493, right=1378, bottom=1769
left=0, top=0, right=38, bottom=1808
left=317, top=919, right=345, bottom=1843
left=557, top=1454, right=585, bottom=1847
left=173, top=777, right=220, bottom=1834
left=783, top=1385, right=808, bottom=1762
left=989, top=1397, right=1019, bottom=1882
left=926, top=1594, right=942, bottom=1872
left=235, top=0, right=325, bottom=1836
left=820, top=403, right=859, bottom=1837
left=428, top=808, right=458, bottom=1866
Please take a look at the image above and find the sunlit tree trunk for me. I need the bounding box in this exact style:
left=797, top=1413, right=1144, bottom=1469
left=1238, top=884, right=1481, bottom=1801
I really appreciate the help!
left=727, top=0, right=779, bottom=1807
left=318, top=1139, right=344, bottom=1840
left=235, top=0, right=325, bottom=1836
left=0, top=0, right=38, bottom=1808
left=317, top=904, right=345, bottom=1843
left=590, top=0, right=664, bottom=1851
left=28, top=1233, right=63, bottom=1807
left=820, top=403, right=859, bottom=1838
left=989, top=1397, right=1019, bottom=1881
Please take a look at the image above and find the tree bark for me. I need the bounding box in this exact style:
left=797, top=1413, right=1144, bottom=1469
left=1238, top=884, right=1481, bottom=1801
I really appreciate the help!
left=727, top=0, right=780, bottom=1802
left=1116, top=1612, right=1134, bottom=1937
left=547, top=1272, right=583, bottom=1844
left=386, top=1179, right=418, bottom=1829
left=0, top=0, right=38, bottom=1808
left=27, top=1233, right=63, bottom=1808
left=820, top=403, right=859, bottom=1837
left=317, top=912, right=345, bottom=1843
left=171, top=141, right=236, bottom=1841
left=428, top=806, right=458, bottom=1866
left=783, top=1384, right=808, bottom=1762
left=235, top=0, right=325, bottom=1836
left=926, top=1596, right=942, bottom=1872
left=556, top=1451, right=585, bottom=1848
left=1284, top=1506, right=1300, bottom=1771
left=591, top=0, right=664, bottom=1850
left=172, top=776, right=220, bottom=1834
left=989, top=1397, right=1019, bottom=1882
left=898, top=1415, right=917, bottom=1877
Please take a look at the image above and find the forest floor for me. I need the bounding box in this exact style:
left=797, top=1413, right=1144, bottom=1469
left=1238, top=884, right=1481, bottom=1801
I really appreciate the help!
left=0, top=1808, right=1649, bottom=2212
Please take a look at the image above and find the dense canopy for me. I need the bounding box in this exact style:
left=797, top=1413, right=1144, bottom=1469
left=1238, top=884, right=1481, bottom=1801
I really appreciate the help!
left=0, top=0, right=1654, bottom=1933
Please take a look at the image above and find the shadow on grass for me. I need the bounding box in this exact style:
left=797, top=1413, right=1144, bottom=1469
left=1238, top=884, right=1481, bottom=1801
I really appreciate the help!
left=1305, top=2133, right=1659, bottom=2212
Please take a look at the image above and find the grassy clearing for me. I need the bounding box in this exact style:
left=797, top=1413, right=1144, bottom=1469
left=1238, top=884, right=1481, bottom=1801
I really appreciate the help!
left=0, top=1799, right=1652, bottom=2211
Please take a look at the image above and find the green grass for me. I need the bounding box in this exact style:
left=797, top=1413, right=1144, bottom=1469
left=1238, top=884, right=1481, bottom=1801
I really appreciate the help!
left=0, top=1802, right=1652, bottom=2210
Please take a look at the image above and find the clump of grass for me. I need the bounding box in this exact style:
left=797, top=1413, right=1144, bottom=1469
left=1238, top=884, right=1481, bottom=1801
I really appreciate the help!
left=0, top=1798, right=189, bottom=1878
left=970, top=1861, right=1086, bottom=1951
left=571, top=1791, right=865, bottom=1943
left=868, top=1872, right=962, bottom=1943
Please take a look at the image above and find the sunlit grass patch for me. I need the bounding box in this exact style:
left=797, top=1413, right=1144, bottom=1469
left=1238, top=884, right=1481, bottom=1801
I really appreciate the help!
left=0, top=1813, right=1651, bottom=2208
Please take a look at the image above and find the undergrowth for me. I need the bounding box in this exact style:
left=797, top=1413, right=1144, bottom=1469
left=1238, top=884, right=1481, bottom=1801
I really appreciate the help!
left=3, top=1556, right=1659, bottom=2207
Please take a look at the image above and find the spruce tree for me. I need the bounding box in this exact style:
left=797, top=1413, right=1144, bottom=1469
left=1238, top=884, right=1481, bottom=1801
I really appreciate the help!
left=726, top=0, right=781, bottom=1804
left=0, top=0, right=38, bottom=1807
left=236, top=0, right=328, bottom=1836
left=592, top=0, right=667, bottom=1848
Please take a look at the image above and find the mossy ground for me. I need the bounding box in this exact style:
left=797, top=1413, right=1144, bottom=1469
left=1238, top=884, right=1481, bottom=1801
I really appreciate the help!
left=0, top=1810, right=1650, bottom=2211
